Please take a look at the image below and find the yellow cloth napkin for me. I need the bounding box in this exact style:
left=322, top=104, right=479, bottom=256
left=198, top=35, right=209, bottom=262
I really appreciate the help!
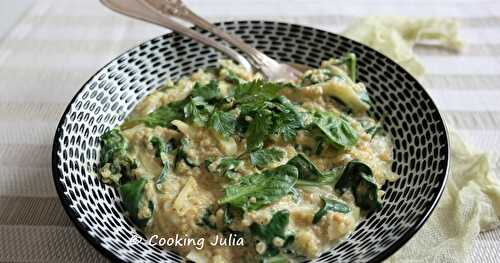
left=342, top=17, right=500, bottom=262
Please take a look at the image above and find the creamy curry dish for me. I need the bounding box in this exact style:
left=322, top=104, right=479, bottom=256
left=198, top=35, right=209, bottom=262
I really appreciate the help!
left=98, top=53, right=398, bottom=263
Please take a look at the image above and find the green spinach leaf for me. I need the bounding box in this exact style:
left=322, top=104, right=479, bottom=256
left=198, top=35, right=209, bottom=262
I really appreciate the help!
left=250, top=148, right=285, bottom=168
left=335, top=161, right=382, bottom=212
left=312, top=197, right=351, bottom=224
left=213, top=157, right=242, bottom=180
left=183, top=96, right=214, bottom=125
left=336, top=52, right=357, bottom=82
left=270, top=96, right=306, bottom=141
left=245, top=112, right=273, bottom=151
left=209, top=110, right=237, bottom=138
left=233, top=81, right=305, bottom=150
left=286, top=153, right=322, bottom=181
left=191, top=80, right=221, bottom=101
left=250, top=210, right=294, bottom=257
left=218, top=165, right=298, bottom=211
left=287, top=153, right=343, bottom=187
left=121, top=100, right=185, bottom=129
left=100, top=129, right=127, bottom=164
left=150, top=136, right=172, bottom=188
left=294, top=168, right=343, bottom=187
left=234, top=80, right=282, bottom=104
left=99, top=129, right=137, bottom=183
left=119, top=178, right=152, bottom=227
left=311, top=111, right=358, bottom=149
left=243, top=97, right=305, bottom=150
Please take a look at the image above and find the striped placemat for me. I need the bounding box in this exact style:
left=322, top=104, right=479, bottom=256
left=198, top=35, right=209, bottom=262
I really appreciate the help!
left=0, top=0, right=498, bottom=262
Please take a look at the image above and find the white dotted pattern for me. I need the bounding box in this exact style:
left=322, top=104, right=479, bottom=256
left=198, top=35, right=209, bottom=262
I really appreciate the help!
left=52, top=21, right=450, bottom=263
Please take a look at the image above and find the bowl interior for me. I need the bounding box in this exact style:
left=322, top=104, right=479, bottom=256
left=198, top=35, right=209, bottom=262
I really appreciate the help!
left=52, top=20, right=449, bottom=263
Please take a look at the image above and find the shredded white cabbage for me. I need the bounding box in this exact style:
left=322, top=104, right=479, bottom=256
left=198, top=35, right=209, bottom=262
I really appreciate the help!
left=343, top=17, right=463, bottom=77
left=173, top=176, right=198, bottom=215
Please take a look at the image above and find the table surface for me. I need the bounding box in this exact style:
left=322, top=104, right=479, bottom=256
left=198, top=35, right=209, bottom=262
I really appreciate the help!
left=0, top=0, right=499, bottom=262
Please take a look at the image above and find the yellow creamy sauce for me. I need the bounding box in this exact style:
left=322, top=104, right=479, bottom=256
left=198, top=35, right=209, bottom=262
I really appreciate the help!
left=100, top=59, right=398, bottom=263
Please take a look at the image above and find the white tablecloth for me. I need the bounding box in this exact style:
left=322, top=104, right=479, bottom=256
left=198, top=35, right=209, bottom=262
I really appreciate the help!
left=0, top=0, right=499, bottom=262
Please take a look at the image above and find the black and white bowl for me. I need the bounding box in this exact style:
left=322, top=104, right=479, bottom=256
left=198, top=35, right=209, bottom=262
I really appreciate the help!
left=52, top=21, right=449, bottom=263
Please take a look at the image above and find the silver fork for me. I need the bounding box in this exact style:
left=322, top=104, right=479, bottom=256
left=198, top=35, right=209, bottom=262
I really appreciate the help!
left=101, top=0, right=304, bottom=82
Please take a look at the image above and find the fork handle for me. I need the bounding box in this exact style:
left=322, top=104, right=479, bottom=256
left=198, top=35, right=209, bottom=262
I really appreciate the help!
left=101, top=0, right=252, bottom=71
left=143, top=0, right=280, bottom=72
